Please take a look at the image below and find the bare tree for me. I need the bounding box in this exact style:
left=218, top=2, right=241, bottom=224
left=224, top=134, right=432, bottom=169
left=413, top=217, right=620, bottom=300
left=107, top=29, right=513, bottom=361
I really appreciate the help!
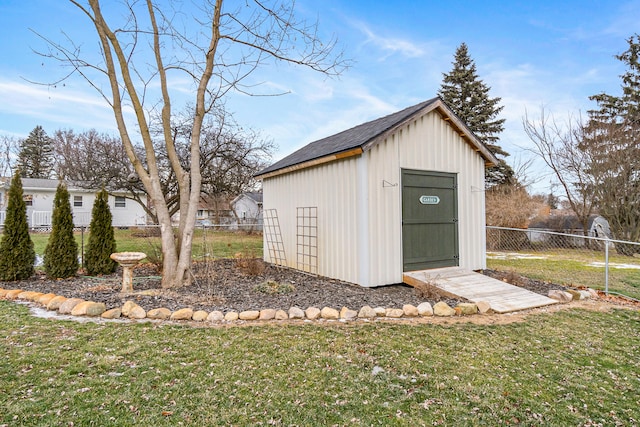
left=523, top=108, right=597, bottom=236
left=38, top=0, right=346, bottom=287
left=485, top=184, right=538, bottom=228
left=0, top=135, right=18, bottom=177
left=53, top=129, right=151, bottom=215
left=162, top=108, right=274, bottom=201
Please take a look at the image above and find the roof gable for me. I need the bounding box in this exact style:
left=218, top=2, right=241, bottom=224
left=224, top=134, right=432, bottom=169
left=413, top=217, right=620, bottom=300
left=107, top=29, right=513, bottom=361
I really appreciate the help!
left=256, top=97, right=498, bottom=179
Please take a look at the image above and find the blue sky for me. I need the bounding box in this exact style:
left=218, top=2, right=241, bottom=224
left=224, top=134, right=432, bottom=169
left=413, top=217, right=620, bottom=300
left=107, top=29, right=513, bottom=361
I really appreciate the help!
left=0, top=0, right=638, bottom=193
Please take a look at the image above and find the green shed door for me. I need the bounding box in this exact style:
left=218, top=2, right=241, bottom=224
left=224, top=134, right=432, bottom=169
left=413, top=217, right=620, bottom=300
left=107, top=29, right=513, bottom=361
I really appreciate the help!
left=402, top=169, right=459, bottom=271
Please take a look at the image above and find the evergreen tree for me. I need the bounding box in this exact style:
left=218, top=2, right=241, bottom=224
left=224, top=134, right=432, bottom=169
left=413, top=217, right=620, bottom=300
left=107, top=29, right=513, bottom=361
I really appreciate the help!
left=85, top=189, right=117, bottom=275
left=438, top=43, right=513, bottom=186
left=581, top=34, right=640, bottom=252
left=0, top=172, right=35, bottom=280
left=44, top=182, right=78, bottom=278
left=18, top=126, right=54, bottom=179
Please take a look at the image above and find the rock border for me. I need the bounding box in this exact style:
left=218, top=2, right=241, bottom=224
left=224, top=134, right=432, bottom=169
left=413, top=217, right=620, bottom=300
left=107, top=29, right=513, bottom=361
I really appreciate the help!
left=0, top=287, right=595, bottom=324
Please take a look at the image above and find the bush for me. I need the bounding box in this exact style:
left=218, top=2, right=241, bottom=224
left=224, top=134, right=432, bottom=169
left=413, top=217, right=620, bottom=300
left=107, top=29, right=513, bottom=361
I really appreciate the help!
left=85, top=189, right=117, bottom=275
left=44, top=182, right=78, bottom=278
left=253, top=280, right=295, bottom=295
left=0, top=172, right=35, bottom=280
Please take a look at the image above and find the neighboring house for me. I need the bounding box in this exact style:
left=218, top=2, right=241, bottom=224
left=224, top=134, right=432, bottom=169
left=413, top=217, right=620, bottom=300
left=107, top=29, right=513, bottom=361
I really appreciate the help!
left=0, top=178, right=148, bottom=228
left=255, top=97, right=498, bottom=287
left=195, top=194, right=235, bottom=226
left=528, top=214, right=612, bottom=245
left=231, top=192, right=263, bottom=227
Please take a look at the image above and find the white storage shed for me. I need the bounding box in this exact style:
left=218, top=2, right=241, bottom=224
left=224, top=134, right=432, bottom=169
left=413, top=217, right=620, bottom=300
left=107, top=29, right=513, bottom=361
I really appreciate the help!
left=255, top=97, right=498, bottom=287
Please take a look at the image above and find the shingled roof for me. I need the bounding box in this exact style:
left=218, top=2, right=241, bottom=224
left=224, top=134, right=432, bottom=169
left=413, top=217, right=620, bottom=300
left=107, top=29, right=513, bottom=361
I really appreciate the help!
left=256, top=97, right=497, bottom=179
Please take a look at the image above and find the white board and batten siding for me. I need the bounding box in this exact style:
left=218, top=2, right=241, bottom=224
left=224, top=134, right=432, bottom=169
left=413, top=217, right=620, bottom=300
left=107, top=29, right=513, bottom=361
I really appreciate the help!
left=263, top=108, right=488, bottom=287
left=263, top=157, right=360, bottom=284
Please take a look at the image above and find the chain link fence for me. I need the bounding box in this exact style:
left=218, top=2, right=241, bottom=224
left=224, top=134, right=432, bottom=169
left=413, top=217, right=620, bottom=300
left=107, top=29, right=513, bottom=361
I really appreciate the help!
left=27, top=224, right=263, bottom=269
left=486, top=226, right=640, bottom=300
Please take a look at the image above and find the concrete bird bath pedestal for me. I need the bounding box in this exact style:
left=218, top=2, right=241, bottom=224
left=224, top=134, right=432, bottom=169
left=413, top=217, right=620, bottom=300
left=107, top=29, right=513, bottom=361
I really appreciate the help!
left=110, top=252, right=147, bottom=293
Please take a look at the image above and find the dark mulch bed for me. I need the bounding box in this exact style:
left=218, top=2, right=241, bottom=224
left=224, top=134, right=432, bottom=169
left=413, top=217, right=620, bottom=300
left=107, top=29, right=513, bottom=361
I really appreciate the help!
left=7, top=259, right=564, bottom=313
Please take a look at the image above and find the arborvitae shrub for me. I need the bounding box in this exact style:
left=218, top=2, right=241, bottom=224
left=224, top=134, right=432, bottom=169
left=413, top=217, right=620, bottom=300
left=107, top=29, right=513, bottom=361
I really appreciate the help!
left=44, top=182, right=78, bottom=278
left=0, top=172, right=35, bottom=280
left=85, top=189, right=117, bottom=275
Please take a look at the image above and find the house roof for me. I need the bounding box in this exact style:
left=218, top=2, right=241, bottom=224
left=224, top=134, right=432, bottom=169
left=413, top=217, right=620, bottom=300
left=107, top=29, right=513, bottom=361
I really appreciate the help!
left=255, top=97, right=498, bottom=179
left=0, top=178, right=80, bottom=191
left=0, top=177, right=141, bottom=195
left=244, top=192, right=263, bottom=203
left=528, top=214, right=605, bottom=231
left=231, top=191, right=263, bottom=206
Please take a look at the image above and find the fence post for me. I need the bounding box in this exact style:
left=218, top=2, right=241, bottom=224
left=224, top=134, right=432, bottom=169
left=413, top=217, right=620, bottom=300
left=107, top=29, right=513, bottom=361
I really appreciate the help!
left=81, top=226, right=85, bottom=269
left=604, top=235, right=609, bottom=296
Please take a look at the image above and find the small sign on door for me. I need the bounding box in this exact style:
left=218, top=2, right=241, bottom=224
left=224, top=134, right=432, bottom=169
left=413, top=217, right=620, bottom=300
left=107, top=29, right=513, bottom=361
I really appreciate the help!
left=419, top=195, right=440, bottom=205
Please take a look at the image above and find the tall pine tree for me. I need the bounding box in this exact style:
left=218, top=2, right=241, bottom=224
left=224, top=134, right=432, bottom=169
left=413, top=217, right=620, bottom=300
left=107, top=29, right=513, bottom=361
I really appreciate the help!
left=438, top=43, right=513, bottom=186
left=0, top=171, right=35, bottom=280
left=85, top=189, right=117, bottom=275
left=44, top=182, right=78, bottom=278
left=581, top=34, right=640, bottom=251
left=18, top=126, right=54, bottom=179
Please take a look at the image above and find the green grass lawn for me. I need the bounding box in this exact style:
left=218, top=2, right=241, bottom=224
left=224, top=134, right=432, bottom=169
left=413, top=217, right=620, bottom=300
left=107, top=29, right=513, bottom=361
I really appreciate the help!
left=487, top=249, right=640, bottom=300
left=29, top=228, right=263, bottom=263
left=1, top=302, right=639, bottom=425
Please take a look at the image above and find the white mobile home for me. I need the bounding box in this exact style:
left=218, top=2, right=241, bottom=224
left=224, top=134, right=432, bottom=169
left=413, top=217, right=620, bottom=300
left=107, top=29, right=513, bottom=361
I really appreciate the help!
left=0, top=178, right=148, bottom=227
left=255, top=97, right=498, bottom=287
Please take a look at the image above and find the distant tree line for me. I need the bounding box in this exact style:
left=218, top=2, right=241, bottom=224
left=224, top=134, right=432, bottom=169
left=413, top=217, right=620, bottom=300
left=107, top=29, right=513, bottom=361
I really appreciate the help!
left=1, top=107, right=274, bottom=224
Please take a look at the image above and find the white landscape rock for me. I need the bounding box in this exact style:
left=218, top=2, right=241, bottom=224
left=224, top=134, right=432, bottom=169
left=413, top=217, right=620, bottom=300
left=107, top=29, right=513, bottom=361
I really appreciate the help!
left=46, top=296, right=67, bottom=311
left=147, top=308, right=172, bottom=320
left=71, top=301, right=106, bottom=317
left=385, top=308, right=404, bottom=318
left=358, top=305, right=377, bottom=319
left=122, top=300, right=138, bottom=317
left=455, top=303, right=478, bottom=316
left=170, top=308, right=194, bottom=321
left=402, top=304, right=419, bottom=317
left=548, top=290, right=573, bottom=303
left=101, top=307, right=122, bottom=319
left=288, top=307, right=305, bottom=319
left=417, top=302, right=433, bottom=316
left=433, top=302, right=456, bottom=317
left=128, top=305, right=147, bottom=319
left=373, top=307, right=387, bottom=317
left=239, top=310, right=260, bottom=321
left=340, top=307, right=358, bottom=320
left=456, top=303, right=478, bottom=316
left=476, top=301, right=492, bottom=314
left=259, top=309, right=277, bottom=321
left=224, top=311, right=239, bottom=321
left=305, top=307, right=321, bottom=320
left=59, top=298, right=85, bottom=315
left=578, top=290, right=592, bottom=300
left=320, top=307, right=340, bottom=320
left=207, top=311, right=224, bottom=322
left=192, top=310, right=209, bottom=322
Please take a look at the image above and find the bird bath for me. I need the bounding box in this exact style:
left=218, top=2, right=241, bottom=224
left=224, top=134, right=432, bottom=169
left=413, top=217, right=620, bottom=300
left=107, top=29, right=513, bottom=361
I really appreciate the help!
left=110, top=252, right=147, bottom=293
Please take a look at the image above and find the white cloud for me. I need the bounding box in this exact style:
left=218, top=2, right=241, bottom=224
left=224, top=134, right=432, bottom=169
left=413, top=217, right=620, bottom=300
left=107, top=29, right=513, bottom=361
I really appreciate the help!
left=352, top=20, right=426, bottom=59
left=0, top=78, right=137, bottom=135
